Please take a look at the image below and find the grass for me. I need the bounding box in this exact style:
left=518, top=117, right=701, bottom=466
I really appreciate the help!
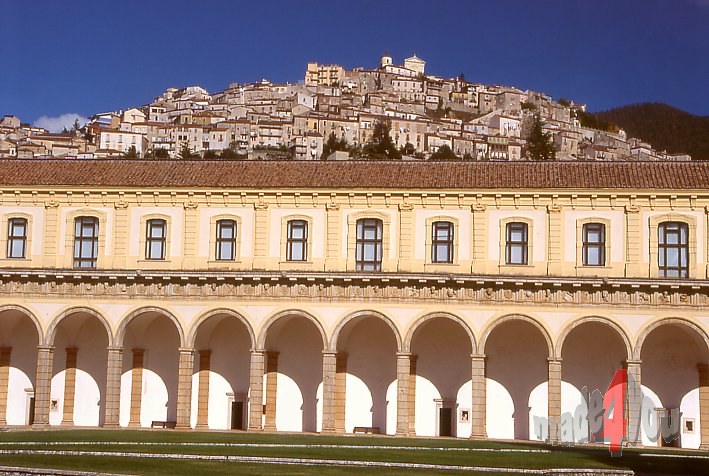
left=0, top=429, right=706, bottom=475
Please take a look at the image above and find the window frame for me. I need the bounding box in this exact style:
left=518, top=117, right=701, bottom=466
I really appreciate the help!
left=658, top=221, right=689, bottom=278
left=505, top=221, right=528, bottom=265
left=355, top=218, right=383, bottom=272
left=7, top=217, right=28, bottom=259
left=145, top=218, right=167, bottom=260
left=73, top=216, right=99, bottom=269
left=286, top=219, right=308, bottom=262
left=215, top=219, right=237, bottom=261
left=582, top=222, right=606, bottom=267
left=431, top=220, right=454, bottom=264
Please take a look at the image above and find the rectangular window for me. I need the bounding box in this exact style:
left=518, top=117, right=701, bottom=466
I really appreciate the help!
left=73, top=217, right=98, bottom=268
left=582, top=223, right=606, bottom=266
left=431, top=221, right=454, bottom=263
left=216, top=220, right=236, bottom=261
left=356, top=218, right=383, bottom=271
left=286, top=220, right=308, bottom=261
left=7, top=218, right=28, bottom=259
left=658, top=222, right=689, bottom=278
left=505, top=222, right=528, bottom=265
left=146, top=219, right=166, bottom=260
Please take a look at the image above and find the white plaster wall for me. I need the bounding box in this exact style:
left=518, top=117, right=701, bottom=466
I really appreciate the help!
left=641, top=210, right=705, bottom=264
left=268, top=208, right=325, bottom=259
left=680, top=389, right=700, bottom=449
left=59, top=207, right=115, bottom=256
left=344, top=374, right=372, bottom=432
left=197, top=207, right=254, bottom=258
left=0, top=206, right=45, bottom=257
left=562, top=211, right=624, bottom=263
left=486, top=378, right=514, bottom=439
left=1, top=315, right=38, bottom=426
left=528, top=382, right=548, bottom=441
left=128, top=207, right=183, bottom=258
left=72, top=369, right=101, bottom=426
left=140, top=368, right=170, bottom=427
left=6, top=367, right=33, bottom=425
left=641, top=386, right=662, bottom=447
left=49, top=369, right=66, bottom=426
left=488, top=209, right=547, bottom=262
left=456, top=381, right=473, bottom=438
left=413, top=209, right=471, bottom=261
left=559, top=382, right=588, bottom=443
left=414, top=376, right=440, bottom=436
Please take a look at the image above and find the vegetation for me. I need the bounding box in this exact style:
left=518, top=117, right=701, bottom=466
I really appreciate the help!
left=145, top=147, right=169, bottom=159
left=363, top=119, right=401, bottom=160
left=521, top=101, right=537, bottom=111
left=178, top=143, right=197, bottom=159
left=576, top=110, right=617, bottom=133
left=0, top=429, right=706, bottom=475
left=596, top=102, right=709, bottom=160
left=321, top=132, right=349, bottom=160
left=428, top=144, right=459, bottom=161
left=124, top=145, right=139, bottom=159
left=525, top=115, right=556, bottom=160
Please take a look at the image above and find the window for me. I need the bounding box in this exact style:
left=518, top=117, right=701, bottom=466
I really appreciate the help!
left=658, top=222, right=688, bottom=278
left=431, top=221, right=454, bottom=263
left=216, top=220, right=236, bottom=261
left=73, top=217, right=98, bottom=268
left=286, top=220, right=308, bottom=261
left=582, top=223, right=605, bottom=266
left=145, top=219, right=167, bottom=260
left=7, top=218, right=27, bottom=259
left=356, top=218, right=383, bottom=271
left=505, top=222, right=528, bottom=265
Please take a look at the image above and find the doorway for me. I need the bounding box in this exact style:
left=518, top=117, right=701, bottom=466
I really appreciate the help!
left=231, top=401, right=244, bottom=430
left=439, top=407, right=452, bottom=437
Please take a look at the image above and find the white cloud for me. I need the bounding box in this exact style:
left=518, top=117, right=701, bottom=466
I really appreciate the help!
left=34, top=113, right=88, bottom=133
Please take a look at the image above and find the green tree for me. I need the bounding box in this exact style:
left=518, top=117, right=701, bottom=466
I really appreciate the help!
left=525, top=115, right=556, bottom=161
left=124, top=145, right=139, bottom=159
left=72, top=118, right=82, bottom=132
left=429, top=144, right=459, bottom=161
left=178, top=143, right=196, bottom=159
left=363, top=119, right=401, bottom=160
left=321, top=132, right=349, bottom=159
left=401, top=142, right=416, bottom=156
left=152, top=147, right=169, bottom=159
left=203, top=149, right=218, bottom=159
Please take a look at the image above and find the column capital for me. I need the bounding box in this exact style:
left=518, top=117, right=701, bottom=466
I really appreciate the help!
left=37, top=345, right=54, bottom=352
left=547, top=357, right=563, bottom=365
left=250, top=348, right=266, bottom=355
left=624, top=359, right=642, bottom=367
left=396, top=352, right=413, bottom=359
left=178, top=347, right=195, bottom=355
left=471, top=353, right=486, bottom=361
left=322, top=350, right=338, bottom=357
left=107, top=346, right=124, bottom=353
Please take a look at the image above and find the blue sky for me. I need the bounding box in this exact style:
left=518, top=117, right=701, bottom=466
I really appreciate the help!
left=1, top=0, right=708, bottom=126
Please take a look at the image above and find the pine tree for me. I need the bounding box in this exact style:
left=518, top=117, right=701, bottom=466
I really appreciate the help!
left=321, top=132, right=349, bottom=160
left=526, top=115, right=556, bottom=160
left=363, top=119, right=401, bottom=160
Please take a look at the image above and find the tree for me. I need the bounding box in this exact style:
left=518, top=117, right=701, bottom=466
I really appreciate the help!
left=429, top=145, right=459, bottom=161
left=521, top=101, right=537, bottom=111
left=124, top=145, right=139, bottom=159
left=321, top=132, right=348, bottom=160
left=178, top=143, right=196, bottom=159
left=401, top=142, right=416, bottom=156
left=363, top=119, right=401, bottom=160
left=72, top=118, right=82, bottom=132
left=525, top=115, right=556, bottom=161
left=151, top=147, right=169, bottom=159
left=203, top=149, right=218, bottom=159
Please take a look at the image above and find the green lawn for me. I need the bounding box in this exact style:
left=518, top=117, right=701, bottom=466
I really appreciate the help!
left=0, top=429, right=706, bottom=475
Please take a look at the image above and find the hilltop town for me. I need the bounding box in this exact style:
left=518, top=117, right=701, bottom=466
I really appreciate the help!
left=0, top=54, right=693, bottom=161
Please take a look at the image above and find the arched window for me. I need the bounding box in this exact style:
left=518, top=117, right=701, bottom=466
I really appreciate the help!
left=216, top=219, right=236, bottom=261
left=286, top=219, right=308, bottom=261
left=505, top=222, right=528, bottom=265
left=145, top=219, right=167, bottom=260
left=356, top=218, right=383, bottom=271
left=431, top=221, right=454, bottom=263
left=658, top=222, right=688, bottom=278
left=582, top=223, right=605, bottom=266
left=7, top=217, right=28, bottom=259
left=74, top=217, right=99, bottom=268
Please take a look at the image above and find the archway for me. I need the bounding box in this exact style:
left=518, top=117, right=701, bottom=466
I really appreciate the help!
left=261, top=311, right=325, bottom=432
left=0, top=306, right=41, bottom=425
left=189, top=310, right=254, bottom=430
left=482, top=316, right=552, bottom=440
left=117, top=308, right=183, bottom=428
left=47, top=308, right=111, bottom=427
left=408, top=314, right=474, bottom=437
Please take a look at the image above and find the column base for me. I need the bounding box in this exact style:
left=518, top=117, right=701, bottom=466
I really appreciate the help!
left=60, top=420, right=74, bottom=427
left=175, top=424, right=192, bottom=431
left=103, top=422, right=120, bottom=429
left=395, top=430, right=409, bottom=437
left=127, top=421, right=142, bottom=428
left=195, top=424, right=209, bottom=431
left=263, top=425, right=277, bottom=432
left=31, top=422, right=50, bottom=428
left=469, top=433, right=487, bottom=440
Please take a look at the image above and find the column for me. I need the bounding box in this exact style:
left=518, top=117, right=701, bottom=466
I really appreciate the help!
left=325, top=202, right=341, bottom=271
left=334, top=353, right=347, bottom=433
left=547, top=358, right=562, bottom=443
left=321, top=351, right=337, bottom=433
left=176, top=347, right=194, bottom=430
left=625, top=360, right=642, bottom=446
left=398, top=203, right=414, bottom=272
left=181, top=205, right=198, bottom=269
left=698, top=364, right=709, bottom=450
left=408, top=355, right=417, bottom=435
left=112, top=202, right=129, bottom=268
left=471, top=204, right=488, bottom=274
left=470, top=354, right=487, bottom=439
left=128, top=348, right=144, bottom=427
left=547, top=205, right=563, bottom=275
left=263, top=351, right=278, bottom=431
left=103, top=347, right=123, bottom=428
left=32, top=345, right=54, bottom=427
left=0, top=347, right=12, bottom=425
left=625, top=204, right=642, bottom=276
left=195, top=350, right=211, bottom=430
left=396, top=353, right=412, bottom=436
left=252, top=202, right=269, bottom=269
left=248, top=350, right=265, bottom=431
left=42, top=203, right=59, bottom=267
left=60, top=347, right=78, bottom=426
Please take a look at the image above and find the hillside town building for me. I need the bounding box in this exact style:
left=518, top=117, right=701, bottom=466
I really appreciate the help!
left=0, top=159, right=708, bottom=450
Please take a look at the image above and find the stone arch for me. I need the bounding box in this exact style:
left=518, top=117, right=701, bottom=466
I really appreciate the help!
left=45, top=306, right=114, bottom=347
left=403, top=311, right=477, bottom=354
left=115, top=306, right=186, bottom=348
left=555, top=316, right=632, bottom=360
left=187, top=308, right=256, bottom=350
left=330, top=309, right=402, bottom=352
left=634, top=317, right=709, bottom=360
left=0, top=304, right=43, bottom=342
left=256, top=309, right=327, bottom=350
left=480, top=313, right=553, bottom=357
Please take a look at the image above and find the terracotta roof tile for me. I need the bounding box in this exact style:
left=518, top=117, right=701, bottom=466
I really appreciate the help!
left=0, top=159, right=708, bottom=191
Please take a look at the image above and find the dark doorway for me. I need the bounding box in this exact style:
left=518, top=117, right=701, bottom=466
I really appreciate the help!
left=231, top=401, right=244, bottom=430
left=28, top=397, right=35, bottom=426
left=439, top=407, right=452, bottom=437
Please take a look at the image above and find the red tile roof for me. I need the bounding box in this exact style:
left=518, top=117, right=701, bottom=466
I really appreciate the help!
left=1, top=159, right=709, bottom=191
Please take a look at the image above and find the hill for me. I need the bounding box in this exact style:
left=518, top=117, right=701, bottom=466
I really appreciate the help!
left=596, top=103, right=709, bottom=160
